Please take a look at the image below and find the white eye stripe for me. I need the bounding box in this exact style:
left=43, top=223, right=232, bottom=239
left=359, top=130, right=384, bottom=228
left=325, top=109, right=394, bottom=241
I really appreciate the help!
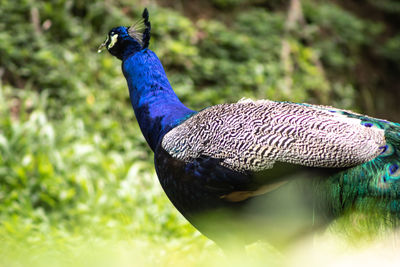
left=108, top=34, right=118, bottom=49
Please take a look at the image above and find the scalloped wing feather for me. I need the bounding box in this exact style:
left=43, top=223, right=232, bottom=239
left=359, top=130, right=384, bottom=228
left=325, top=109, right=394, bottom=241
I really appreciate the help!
left=161, top=99, right=386, bottom=172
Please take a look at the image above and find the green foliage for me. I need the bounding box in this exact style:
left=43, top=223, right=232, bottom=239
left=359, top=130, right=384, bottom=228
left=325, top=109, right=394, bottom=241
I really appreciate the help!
left=368, top=0, right=400, bottom=14
left=303, top=1, right=382, bottom=70
left=0, top=0, right=399, bottom=265
left=211, top=0, right=246, bottom=9
left=379, top=34, right=400, bottom=61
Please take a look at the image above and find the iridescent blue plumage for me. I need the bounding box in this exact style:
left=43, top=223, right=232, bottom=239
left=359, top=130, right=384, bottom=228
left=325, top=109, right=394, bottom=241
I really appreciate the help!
left=122, top=49, right=195, bottom=150
left=100, top=9, right=195, bottom=151
left=103, top=9, right=400, bottom=248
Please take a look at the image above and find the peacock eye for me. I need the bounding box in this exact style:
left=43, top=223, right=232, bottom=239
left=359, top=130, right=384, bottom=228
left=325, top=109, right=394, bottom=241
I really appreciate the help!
left=361, top=120, right=384, bottom=129
left=107, top=33, right=119, bottom=49
left=379, top=144, right=395, bottom=157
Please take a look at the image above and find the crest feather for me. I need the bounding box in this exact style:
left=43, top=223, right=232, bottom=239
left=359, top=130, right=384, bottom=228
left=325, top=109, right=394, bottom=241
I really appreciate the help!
left=128, top=8, right=151, bottom=49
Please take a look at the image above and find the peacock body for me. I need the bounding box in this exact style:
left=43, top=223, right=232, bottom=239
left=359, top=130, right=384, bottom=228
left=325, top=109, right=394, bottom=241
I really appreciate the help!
left=101, top=9, right=400, bottom=247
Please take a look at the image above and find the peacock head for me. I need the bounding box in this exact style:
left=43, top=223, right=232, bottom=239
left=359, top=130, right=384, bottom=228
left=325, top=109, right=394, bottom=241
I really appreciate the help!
left=98, top=8, right=151, bottom=60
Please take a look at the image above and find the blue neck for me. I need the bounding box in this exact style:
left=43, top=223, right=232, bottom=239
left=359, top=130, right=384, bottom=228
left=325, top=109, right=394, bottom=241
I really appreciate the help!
left=122, top=49, right=196, bottom=151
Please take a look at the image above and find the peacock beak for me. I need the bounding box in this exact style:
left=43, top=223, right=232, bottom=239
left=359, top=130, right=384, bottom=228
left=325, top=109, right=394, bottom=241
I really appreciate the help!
left=97, top=36, right=108, bottom=53
left=97, top=42, right=106, bottom=53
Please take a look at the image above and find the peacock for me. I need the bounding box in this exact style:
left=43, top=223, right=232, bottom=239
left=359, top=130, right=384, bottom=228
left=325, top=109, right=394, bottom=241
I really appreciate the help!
left=99, top=9, right=400, bottom=249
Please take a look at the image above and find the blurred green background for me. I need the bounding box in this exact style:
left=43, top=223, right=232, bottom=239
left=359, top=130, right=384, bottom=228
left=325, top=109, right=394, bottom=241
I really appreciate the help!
left=0, top=0, right=399, bottom=266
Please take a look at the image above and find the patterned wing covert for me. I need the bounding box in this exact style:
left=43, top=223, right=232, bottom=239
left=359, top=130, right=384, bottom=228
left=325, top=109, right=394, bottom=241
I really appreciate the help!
left=161, top=99, right=386, bottom=172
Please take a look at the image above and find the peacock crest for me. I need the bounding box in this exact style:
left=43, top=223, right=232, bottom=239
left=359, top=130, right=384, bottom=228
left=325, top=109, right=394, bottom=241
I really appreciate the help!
left=128, top=8, right=151, bottom=49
